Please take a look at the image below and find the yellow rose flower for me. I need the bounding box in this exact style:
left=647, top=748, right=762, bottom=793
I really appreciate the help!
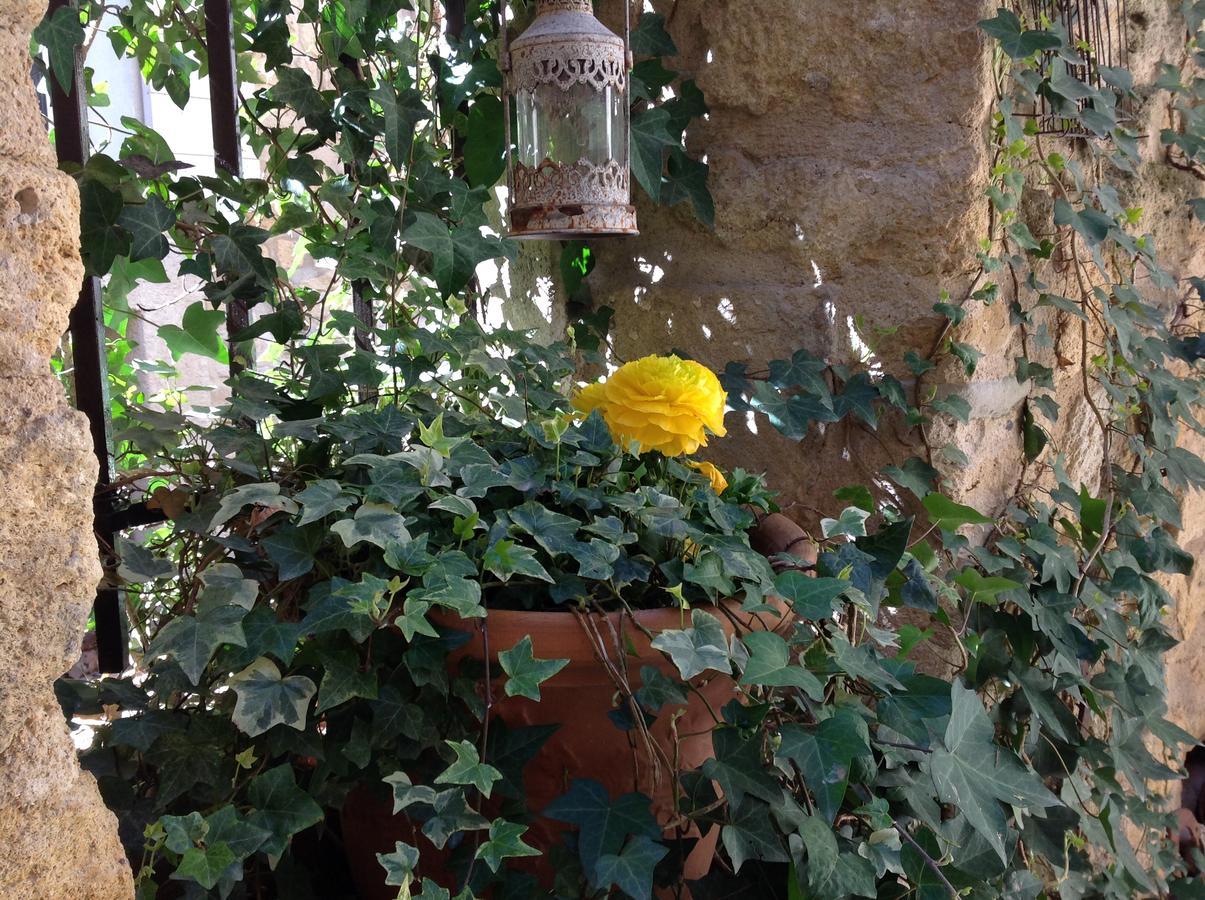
left=573, top=355, right=727, bottom=457
left=690, top=460, right=729, bottom=495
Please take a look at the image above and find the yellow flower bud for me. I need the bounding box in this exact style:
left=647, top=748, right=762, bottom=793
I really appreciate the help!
left=689, top=460, right=729, bottom=495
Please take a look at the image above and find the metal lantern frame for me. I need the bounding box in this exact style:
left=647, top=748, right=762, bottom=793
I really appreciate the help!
left=498, top=0, right=639, bottom=239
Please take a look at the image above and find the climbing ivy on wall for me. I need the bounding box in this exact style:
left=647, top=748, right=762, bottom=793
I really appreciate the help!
left=32, top=1, right=1205, bottom=899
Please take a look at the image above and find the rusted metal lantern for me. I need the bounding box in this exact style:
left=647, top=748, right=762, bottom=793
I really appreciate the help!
left=499, top=0, right=638, bottom=239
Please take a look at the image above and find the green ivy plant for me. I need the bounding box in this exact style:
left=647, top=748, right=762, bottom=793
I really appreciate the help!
left=36, top=1, right=1205, bottom=899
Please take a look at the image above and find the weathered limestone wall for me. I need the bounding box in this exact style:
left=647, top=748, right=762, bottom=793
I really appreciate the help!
left=0, top=4, right=134, bottom=898
left=595, top=0, right=997, bottom=516
left=593, top=1, right=1204, bottom=739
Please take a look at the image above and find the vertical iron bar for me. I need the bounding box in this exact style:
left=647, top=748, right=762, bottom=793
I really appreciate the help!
left=499, top=0, right=513, bottom=199
left=46, top=0, right=125, bottom=673
left=339, top=54, right=374, bottom=358
left=203, top=0, right=250, bottom=374
left=204, top=0, right=241, bottom=176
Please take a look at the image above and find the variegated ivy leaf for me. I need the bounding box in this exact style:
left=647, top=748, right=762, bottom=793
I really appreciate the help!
left=228, top=657, right=316, bottom=737
left=650, top=609, right=731, bottom=681
left=434, top=740, right=502, bottom=798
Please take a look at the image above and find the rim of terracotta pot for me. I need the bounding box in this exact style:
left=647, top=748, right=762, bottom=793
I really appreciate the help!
left=427, top=599, right=793, bottom=674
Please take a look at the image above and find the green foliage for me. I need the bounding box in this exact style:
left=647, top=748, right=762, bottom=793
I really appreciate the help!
left=34, top=1, right=1205, bottom=899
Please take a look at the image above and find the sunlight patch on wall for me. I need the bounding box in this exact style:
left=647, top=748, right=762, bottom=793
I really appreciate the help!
left=717, top=298, right=736, bottom=324
left=636, top=256, right=666, bottom=284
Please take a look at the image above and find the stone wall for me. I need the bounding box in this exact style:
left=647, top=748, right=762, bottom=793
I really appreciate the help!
left=592, top=0, right=1204, bottom=738
left=594, top=0, right=997, bottom=517
left=0, top=3, right=134, bottom=897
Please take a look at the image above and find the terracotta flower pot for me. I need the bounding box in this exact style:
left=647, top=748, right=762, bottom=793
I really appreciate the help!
left=342, top=599, right=793, bottom=897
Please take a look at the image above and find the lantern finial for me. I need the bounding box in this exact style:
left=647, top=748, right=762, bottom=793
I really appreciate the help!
left=502, top=0, right=638, bottom=239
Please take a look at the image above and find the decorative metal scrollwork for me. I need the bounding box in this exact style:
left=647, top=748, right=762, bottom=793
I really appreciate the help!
left=511, top=41, right=627, bottom=94
left=513, top=158, right=630, bottom=208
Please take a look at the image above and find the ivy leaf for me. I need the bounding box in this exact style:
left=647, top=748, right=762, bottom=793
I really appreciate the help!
left=410, top=560, right=484, bottom=618
left=978, top=8, right=1062, bottom=58
left=897, top=559, right=938, bottom=612
left=722, top=799, right=788, bottom=871
left=483, top=540, right=554, bottom=584
left=204, top=805, right=270, bottom=862
left=34, top=5, right=84, bottom=93
left=402, top=212, right=509, bottom=297
left=302, top=582, right=378, bottom=642
left=246, top=764, right=325, bottom=858
left=269, top=66, right=326, bottom=120
left=434, top=740, right=503, bottom=798
left=774, top=573, right=846, bottom=620
left=208, top=224, right=275, bottom=285
left=316, top=648, right=378, bottom=713
left=855, top=518, right=913, bottom=579
left=793, top=813, right=839, bottom=890
left=884, top=457, right=939, bottom=499
left=922, top=493, right=992, bottom=531
left=377, top=841, right=419, bottom=887
left=475, top=820, right=541, bottom=873
left=422, top=789, right=491, bottom=849
left=228, top=657, right=316, bottom=737
left=630, top=12, right=677, bottom=56
left=810, top=851, right=878, bottom=898
left=148, top=606, right=247, bottom=685
left=116, top=536, right=175, bottom=583
left=821, top=506, right=871, bottom=539
left=833, top=373, right=880, bottom=428
left=702, top=727, right=783, bottom=812
left=161, top=812, right=205, bottom=854
left=394, top=598, right=439, bottom=641
left=635, top=665, right=690, bottom=713
left=197, top=563, right=258, bottom=614
left=159, top=301, right=229, bottom=364
left=650, top=609, right=732, bottom=680
left=662, top=148, right=714, bottom=227
left=1053, top=198, right=1113, bottom=245
left=375, top=84, right=430, bottom=167
left=464, top=95, right=506, bottom=188
left=331, top=504, right=411, bottom=549
left=498, top=636, right=569, bottom=701
left=78, top=178, right=130, bottom=276
left=118, top=195, right=176, bottom=261
left=263, top=525, right=323, bottom=581
left=926, top=682, right=1058, bottom=862
left=172, top=842, right=237, bottom=891
left=295, top=479, right=354, bottom=526
left=776, top=709, right=871, bottom=823
left=210, top=482, right=295, bottom=531
left=739, top=632, right=823, bottom=699
left=508, top=502, right=584, bottom=556
left=544, top=780, right=660, bottom=882
left=595, top=836, right=670, bottom=899
left=630, top=107, right=675, bottom=202
left=954, top=569, right=1022, bottom=603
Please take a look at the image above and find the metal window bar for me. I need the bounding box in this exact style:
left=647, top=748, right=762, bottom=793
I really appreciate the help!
left=203, top=0, right=252, bottom=376
left=1018, top=0, right=1130, bottom=135
left=43, top=0, right=249, bottom=672
left=46, top=0, right=126, bottom=674
left=44, top=0, right=386, bottom=670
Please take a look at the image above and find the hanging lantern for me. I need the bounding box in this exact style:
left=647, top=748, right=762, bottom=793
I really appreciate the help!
left=499, top=0, right=637, bottom=239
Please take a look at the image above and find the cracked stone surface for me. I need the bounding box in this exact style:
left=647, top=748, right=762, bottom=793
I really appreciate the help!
left=0, top=7, right=134, bottom=899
